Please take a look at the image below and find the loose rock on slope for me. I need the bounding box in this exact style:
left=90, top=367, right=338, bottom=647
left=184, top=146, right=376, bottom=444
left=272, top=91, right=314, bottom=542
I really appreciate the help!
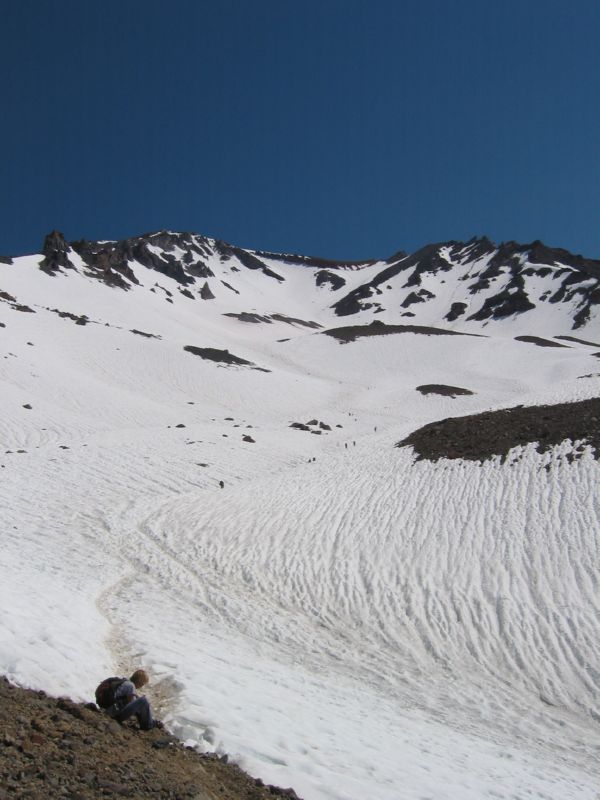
left=0, top=677, right=301, bottom=800
left=397, top=397, right=600, bottom=462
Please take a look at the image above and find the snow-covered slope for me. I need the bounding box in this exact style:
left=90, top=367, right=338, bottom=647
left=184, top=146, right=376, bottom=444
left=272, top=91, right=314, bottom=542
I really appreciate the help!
left=11, top=228, right=600, bottom=335
left=1, top=231, right=599, bottom=799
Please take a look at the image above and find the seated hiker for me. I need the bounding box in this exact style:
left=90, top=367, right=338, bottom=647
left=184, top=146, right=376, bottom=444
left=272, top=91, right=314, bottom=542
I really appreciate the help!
left=95, top=669, right=161, bottom=730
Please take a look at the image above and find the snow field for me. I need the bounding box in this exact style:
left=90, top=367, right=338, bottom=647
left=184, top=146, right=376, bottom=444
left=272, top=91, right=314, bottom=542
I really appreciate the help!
left=1, top=251, right=599, bottom=798
left=123, top=444, right=598, bottom=796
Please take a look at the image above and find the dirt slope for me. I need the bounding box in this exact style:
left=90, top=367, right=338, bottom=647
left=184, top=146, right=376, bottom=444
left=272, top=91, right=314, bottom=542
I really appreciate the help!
left=0, top=677, right=301, bottom=800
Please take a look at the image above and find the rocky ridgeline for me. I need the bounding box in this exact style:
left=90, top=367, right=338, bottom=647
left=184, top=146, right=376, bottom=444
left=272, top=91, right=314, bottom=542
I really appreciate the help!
left=0, top=677, right=301, bottom=800
left=330, top=238, right=600, bottom=327
left=5, top=229, right=599, bottom=330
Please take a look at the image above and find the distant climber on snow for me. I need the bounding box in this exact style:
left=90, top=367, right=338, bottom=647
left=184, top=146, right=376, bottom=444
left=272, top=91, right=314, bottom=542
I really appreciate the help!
left=95, top=669, right=162, bottom=730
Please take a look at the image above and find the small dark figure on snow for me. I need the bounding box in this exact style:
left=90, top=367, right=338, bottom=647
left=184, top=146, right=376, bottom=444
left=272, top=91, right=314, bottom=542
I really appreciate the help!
left=219, top=480, right=225, bottom=489
left=95, top=669, right=161, bottom=730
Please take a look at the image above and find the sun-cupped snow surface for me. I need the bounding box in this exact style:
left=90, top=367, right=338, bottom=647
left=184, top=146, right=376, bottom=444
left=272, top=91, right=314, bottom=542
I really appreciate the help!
left=121, top=445, right=600, bottom=800
left=1, top=249, right=599, bottom=799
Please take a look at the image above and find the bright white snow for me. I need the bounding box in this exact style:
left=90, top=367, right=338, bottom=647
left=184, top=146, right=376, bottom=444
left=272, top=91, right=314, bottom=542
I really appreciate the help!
left=0, top=246, right=599, bottom=799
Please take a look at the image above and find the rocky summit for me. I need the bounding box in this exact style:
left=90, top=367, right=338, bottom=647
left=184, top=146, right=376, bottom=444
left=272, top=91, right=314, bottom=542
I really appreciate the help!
left=5, top=229, right=598, bottom=332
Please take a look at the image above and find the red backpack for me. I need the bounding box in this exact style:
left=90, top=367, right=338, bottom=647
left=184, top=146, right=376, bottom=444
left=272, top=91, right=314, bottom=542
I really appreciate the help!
left=95, top=677, right=125, bottom=709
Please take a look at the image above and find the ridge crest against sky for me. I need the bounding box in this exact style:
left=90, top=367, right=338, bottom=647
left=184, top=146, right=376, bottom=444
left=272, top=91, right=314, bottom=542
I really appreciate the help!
left=2, top=0, right=600, bottom=260
left=12, top=228, right=600, bottom=270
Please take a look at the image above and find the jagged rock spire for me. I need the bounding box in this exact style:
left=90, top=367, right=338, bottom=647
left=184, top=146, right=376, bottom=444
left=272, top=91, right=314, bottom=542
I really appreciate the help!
left=41, top=230, right=71, bottom=273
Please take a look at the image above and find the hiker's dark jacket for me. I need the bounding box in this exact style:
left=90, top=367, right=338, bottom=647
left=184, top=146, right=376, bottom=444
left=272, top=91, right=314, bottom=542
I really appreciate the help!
left=107, top=680, right=137, bottom=716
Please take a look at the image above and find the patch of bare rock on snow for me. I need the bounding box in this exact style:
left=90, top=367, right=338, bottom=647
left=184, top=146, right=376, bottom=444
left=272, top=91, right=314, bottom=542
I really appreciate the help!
left=398, top=396, right=600, bottom=462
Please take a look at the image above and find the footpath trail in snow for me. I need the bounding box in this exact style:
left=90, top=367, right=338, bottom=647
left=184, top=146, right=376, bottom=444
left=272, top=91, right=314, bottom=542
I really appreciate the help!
left=119, top=443, right=600, bottom=800
left=1, top=251, right=600, bottom=799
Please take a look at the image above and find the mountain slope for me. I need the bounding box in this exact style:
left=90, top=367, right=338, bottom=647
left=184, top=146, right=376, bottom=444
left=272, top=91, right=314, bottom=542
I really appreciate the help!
left=0, top=230, right=599, bottom=800
left=0, top=677, right=301, bottom=800
left=3, top=229, right=599, bottom=334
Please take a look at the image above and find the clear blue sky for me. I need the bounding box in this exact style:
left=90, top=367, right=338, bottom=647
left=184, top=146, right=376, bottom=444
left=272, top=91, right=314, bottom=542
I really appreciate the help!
left=2, top=0, right=599, bottom=259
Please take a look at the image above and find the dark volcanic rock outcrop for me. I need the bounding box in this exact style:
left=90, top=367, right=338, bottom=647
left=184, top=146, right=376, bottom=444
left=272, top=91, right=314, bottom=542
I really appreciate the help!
left=315, top=270, right=346, bottom=291
left=40, top=230, right=72, bottom=274
left=331, top=243, right=456, bottom=317
left=323, top=320, right=482, bottom=343
left=45, top=231, right=215, bottom=288
left=255, top=250, right=377, bottom=271
left=200, top=281, right=215, bottom=299
left=445, top=302, right=467, bottom=321
left=184, top=346, right=270, bottom=372
left=463, top=239, right=600, bottom=328
left=184, top=346, right=254, bottom=366
left=397, top=397, right=600, bottom=462
left=330, top=236, right=600, bottom=330
left=269, top=313, right=321, bottom=329
left=224, top=312, right=273, bottom=324
left=555, top=335, right=600, bottom=347
left=514, top=336, right=570, bottom=348
left=416, top=384, right=474, bottom=397
left=131, top=329, right=161, bottom=339
left=402, top=289, right=435, bottom=308
left=213, top=240, right=285, bottom=282
left=72, top=234, right=189, bottom=288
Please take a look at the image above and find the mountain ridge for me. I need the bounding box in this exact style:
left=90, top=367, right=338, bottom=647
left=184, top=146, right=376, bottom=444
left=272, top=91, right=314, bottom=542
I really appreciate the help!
left=2, top=229, right=597, bottom=332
